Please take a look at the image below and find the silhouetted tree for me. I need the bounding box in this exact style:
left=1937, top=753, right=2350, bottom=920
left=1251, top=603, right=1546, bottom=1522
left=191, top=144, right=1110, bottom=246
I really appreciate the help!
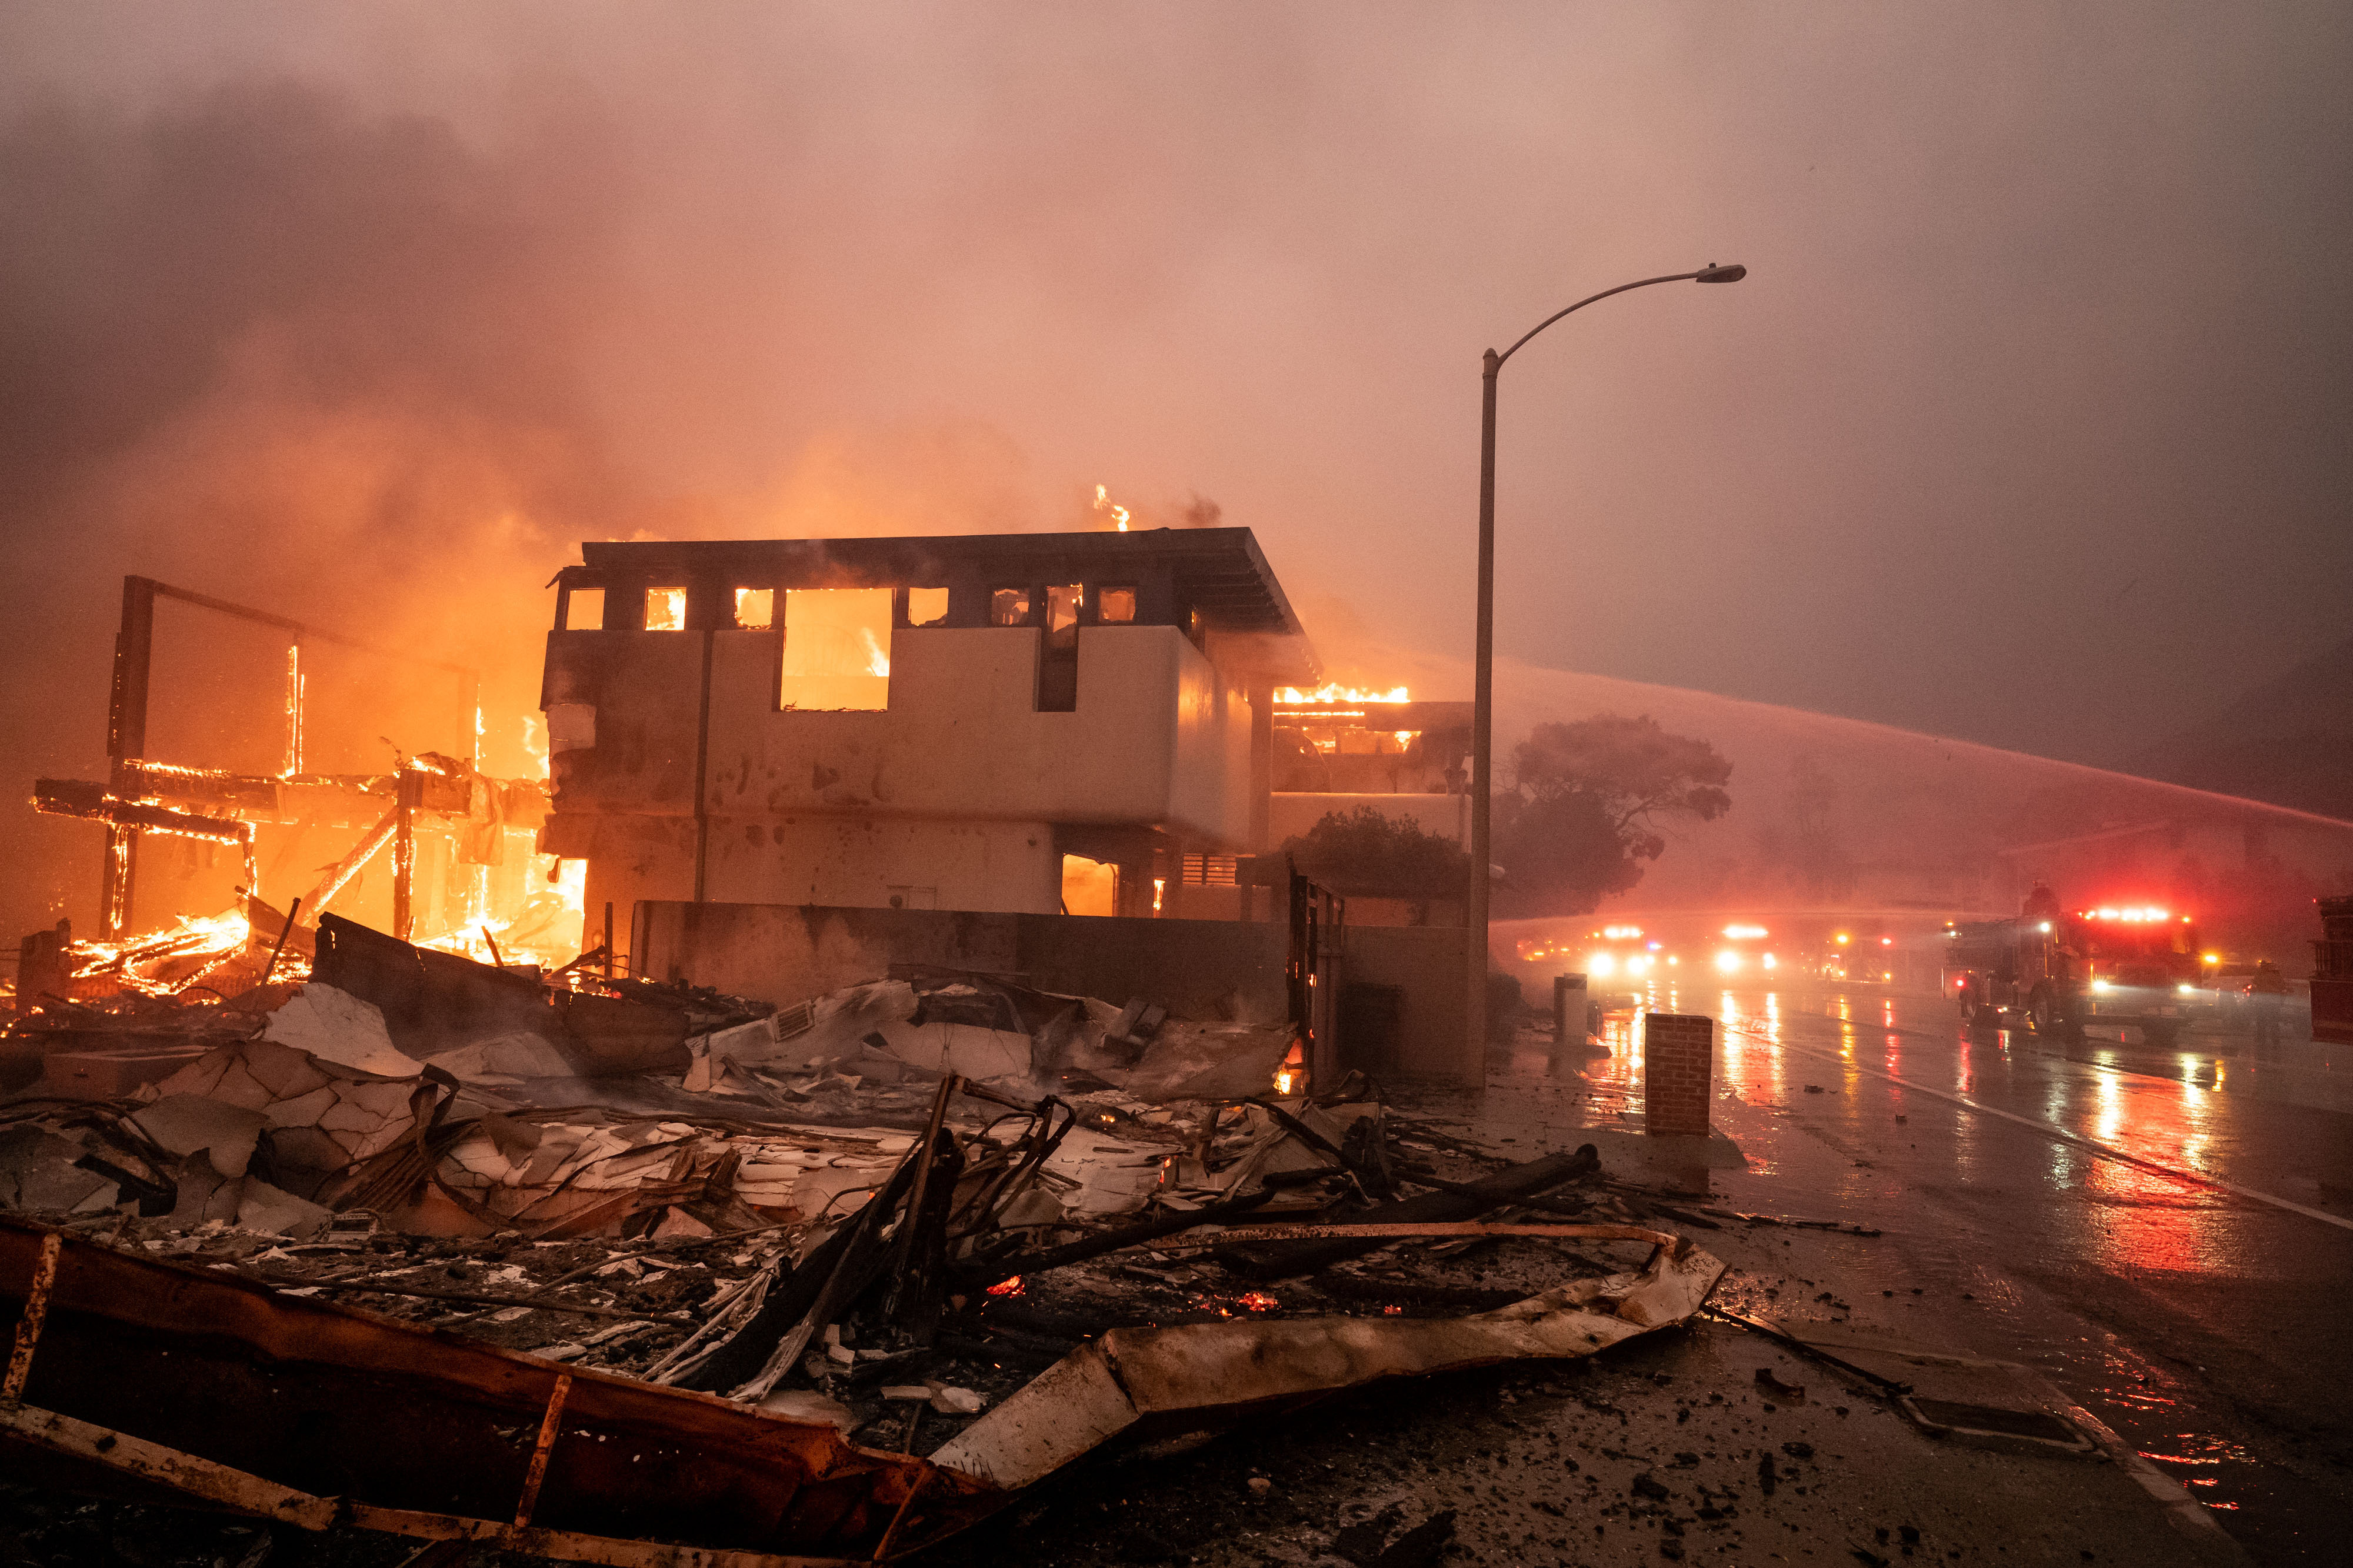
left=1279, top=806, right=1470, bottom=900
left=1494, top=713, right=1732, bottom=916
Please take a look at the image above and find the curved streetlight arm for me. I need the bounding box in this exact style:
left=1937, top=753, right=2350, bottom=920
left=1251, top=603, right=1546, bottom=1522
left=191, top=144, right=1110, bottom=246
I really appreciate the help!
left=1491, top=269, right=1712, bottom=370
left=1461, top=259, right=1744, bottom=1085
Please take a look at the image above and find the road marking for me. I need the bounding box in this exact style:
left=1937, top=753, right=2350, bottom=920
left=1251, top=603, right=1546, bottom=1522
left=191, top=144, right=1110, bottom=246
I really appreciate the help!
left=1724, top=1022, right=2353, bottom=1234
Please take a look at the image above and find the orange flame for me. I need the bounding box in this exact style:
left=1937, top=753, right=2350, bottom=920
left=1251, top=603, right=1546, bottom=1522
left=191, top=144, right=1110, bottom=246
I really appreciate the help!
left=1274, top=683, right=1409, bottom=705
left=1092, top=484, right=1131, bottom=532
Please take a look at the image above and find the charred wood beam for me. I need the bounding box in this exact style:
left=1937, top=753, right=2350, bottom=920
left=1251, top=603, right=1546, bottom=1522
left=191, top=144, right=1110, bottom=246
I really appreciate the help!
left=1212, top=1143, right=1600, bottom=1280
left=304, top=809, right=398, bottom=918
left=111, top=762, right=282, bottom=813
left=41, top=769, right=541, bottom=833
left=101, top=578, right=156, bottom=939
left=393, top=769, right=421, bottom=940
left=955, top=1183, right=1281, bottom=1290
left=34, top=782, right=260, bottom=905
left=32, top=782, right=251, bottom=847
left=140, top=575, right=476, bottom=678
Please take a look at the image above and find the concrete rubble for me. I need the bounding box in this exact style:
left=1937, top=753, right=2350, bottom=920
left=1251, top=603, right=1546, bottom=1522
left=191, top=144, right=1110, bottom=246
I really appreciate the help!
left=2, top=912, right=1742, bottom=1566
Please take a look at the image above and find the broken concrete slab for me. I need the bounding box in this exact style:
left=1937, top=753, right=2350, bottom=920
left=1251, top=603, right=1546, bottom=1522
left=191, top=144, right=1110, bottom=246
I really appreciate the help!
left=259, top=985, right=425, bottom=1079
left=129, top=1095, right=268, bottom=1179
left=231, top=1177, right=331, bottom=1239
left=423, top=1030, right=576, bottom=1085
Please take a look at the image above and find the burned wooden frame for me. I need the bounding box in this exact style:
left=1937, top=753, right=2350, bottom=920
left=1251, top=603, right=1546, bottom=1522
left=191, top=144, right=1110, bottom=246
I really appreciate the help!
left=37, top=575, right=512, bottom=941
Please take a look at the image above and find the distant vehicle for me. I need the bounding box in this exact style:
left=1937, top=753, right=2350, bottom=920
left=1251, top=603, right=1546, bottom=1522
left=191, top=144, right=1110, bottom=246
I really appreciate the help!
left=1817, top=928, right=1897, bottom=985
left=1944, top=899, right=2204, bottom=1047
left=2198, top=963, right=2264, bottom=1027
left=1513, top=923, right=1666, bottom=993
left=1576, top=923, right=1665, bottom=986
left=1707, top=922, right=1785, bottom=980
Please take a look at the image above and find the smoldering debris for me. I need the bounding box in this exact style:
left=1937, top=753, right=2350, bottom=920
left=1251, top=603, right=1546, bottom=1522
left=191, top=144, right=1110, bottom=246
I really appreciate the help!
left=2, top=913, right=1728, bottom=1564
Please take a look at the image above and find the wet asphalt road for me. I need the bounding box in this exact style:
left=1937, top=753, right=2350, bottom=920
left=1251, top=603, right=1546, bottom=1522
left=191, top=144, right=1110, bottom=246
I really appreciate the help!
left=1564, top=981, right=2353, bottom=1566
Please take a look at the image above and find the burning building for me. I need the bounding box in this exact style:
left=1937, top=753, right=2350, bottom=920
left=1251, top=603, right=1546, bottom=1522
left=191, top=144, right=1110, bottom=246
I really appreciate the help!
left=536, top=529, right=1322, bottom=964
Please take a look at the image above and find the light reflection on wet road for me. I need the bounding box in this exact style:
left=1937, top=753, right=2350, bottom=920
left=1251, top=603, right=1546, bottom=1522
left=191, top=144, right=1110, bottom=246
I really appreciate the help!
left=1509, top=980, right=2353, bottom=1562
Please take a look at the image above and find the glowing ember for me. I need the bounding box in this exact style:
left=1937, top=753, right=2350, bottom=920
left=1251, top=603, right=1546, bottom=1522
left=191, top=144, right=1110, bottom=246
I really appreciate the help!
left=282, top=643, right=305, bottom=777
left=61, top=907, right=276, bottom=1002
left=985, top=1276, right=1024, bottom=1297
left=1273, top=1040, right=1305, bottom=1096
left=1092, top=483, right=1131, bottom=532
left=1237, top=1291, right=1279, bottom=1312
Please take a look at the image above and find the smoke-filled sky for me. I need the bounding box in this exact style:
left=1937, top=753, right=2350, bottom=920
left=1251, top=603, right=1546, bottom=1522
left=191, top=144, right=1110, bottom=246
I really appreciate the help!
left=3, top=2, right=2349, bottom=929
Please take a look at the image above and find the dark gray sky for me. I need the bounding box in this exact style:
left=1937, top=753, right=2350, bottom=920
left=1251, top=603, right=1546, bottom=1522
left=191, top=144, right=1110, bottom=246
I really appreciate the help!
left=4, top=0, right=2348, bottom=792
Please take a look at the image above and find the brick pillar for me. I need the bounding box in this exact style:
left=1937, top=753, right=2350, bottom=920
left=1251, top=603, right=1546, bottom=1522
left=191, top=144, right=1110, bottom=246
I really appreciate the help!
left=1642, top=1012, right=1713, bottom=1137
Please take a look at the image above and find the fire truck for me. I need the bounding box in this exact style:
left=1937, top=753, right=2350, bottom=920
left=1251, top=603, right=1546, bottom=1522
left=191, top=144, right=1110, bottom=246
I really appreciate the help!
left=1945, top=899, right=2204, bottom=1047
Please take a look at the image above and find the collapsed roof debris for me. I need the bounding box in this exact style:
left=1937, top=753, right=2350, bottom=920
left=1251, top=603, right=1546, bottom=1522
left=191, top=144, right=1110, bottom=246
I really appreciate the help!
left=2, top=913, right=1728, bottom=1563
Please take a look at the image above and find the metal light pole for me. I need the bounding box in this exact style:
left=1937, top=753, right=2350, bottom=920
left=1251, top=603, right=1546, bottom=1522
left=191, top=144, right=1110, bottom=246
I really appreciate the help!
left=1465, top=262, right=1746, bottom=1079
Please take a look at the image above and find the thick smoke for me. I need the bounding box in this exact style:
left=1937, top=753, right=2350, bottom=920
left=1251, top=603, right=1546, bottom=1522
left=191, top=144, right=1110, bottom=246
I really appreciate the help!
left=0, top=80, right=630, bottom=936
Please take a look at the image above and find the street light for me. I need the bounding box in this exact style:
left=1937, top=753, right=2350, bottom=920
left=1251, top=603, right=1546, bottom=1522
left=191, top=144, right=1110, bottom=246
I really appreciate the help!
left=1465, top=262, right=1745, bottom=1079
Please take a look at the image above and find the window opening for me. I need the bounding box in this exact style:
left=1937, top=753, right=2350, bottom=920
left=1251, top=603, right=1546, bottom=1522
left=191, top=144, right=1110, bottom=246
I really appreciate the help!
left=1097, top=587, right=1137, bottom=623
left=646, top=587, right=687, bottom=631
left=1045, top=585, right=1083, bottom=649
left=991, top=588, right=1033, bottom=626
left=1182, top=854, right=1240, bottom=888
left=734, top=588, right=774, bottom=629
left=780, top=588, right=892, bottom=710
left=1060, top=855, right=1118, bottom=918
left=906, top=587, right=949, bottom=627
left=563, top=588, right=605, bottom=630
left=1038, top=582, right=1082, bottom=712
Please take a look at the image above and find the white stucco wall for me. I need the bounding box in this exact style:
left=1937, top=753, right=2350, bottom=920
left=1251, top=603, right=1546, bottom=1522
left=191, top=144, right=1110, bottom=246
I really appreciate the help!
left=548, top=622, right=1264, bottom=930
left=701, top=814, right=1060, bottom=913
left=696, top=624, right=1257, bottom=845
